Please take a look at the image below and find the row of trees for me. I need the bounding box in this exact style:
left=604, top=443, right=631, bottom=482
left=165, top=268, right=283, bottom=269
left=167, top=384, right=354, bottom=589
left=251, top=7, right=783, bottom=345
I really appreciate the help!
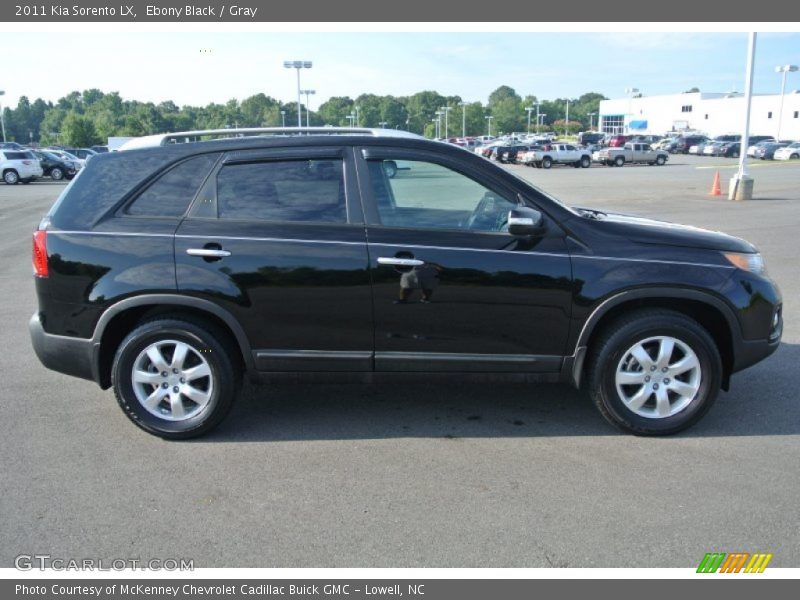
left=1, top=86, right=607, bottom=147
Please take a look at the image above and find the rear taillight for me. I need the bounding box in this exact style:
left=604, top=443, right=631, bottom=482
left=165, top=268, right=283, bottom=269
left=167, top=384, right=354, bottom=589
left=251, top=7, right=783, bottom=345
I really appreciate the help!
left=32, top=230, right=48, bottom=278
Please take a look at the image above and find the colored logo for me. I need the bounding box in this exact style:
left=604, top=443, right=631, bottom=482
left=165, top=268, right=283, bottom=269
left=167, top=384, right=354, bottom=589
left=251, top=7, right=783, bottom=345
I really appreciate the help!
left=697, top=552, right=773, bottom=573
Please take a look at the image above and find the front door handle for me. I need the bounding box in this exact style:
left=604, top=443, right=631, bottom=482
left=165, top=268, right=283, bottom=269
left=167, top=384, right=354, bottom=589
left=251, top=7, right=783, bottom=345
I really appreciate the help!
left=186, top=248, right=232, bottom=258
left=377, top=257, right=424, bottom=267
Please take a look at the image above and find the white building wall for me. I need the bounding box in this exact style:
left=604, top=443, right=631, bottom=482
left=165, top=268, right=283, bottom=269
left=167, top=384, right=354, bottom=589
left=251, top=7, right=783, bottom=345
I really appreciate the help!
left=599, top=92, right=800, bottom=139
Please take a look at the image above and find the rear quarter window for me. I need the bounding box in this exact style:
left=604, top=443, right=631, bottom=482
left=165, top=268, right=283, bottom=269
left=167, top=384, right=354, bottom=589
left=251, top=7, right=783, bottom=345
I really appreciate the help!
left=126, top=153, right=220, bottom=217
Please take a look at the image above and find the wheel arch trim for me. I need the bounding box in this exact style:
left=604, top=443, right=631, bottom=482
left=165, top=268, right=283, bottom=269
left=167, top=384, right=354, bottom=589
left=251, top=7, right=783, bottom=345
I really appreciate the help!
left=574, top=287, right=742, bottom=359
left=92, top=294, right=255, bottom=370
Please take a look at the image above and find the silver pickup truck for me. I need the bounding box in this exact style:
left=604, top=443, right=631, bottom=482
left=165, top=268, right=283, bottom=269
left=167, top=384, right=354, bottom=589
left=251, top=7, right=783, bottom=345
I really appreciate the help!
left=592, top=143, right=669, bottom=167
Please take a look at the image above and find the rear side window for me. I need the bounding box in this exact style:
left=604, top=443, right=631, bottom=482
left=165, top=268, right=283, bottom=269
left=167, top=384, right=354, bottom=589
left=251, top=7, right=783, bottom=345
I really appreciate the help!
left=126, top=153, right=219, bottom=217
left=216, top=159, right=346, bottom=223
left=4, top=152, right=29, bottom=160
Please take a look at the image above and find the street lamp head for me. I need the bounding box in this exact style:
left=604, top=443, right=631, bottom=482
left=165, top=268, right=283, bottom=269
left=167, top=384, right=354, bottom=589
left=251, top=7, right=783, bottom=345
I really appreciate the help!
left=775, top=64, right=799, bottom=73
left=284, top=60, right=312, bottom=69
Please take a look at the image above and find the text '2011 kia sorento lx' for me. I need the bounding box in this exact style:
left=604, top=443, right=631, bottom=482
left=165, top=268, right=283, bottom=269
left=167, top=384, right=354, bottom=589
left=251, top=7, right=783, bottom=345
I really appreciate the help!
left=29, top=128, right=782, bottom=439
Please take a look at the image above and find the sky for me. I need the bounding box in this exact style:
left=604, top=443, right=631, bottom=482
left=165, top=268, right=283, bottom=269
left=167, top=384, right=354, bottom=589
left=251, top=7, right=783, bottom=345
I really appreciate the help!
left=2, top=32, right=800, bottom=109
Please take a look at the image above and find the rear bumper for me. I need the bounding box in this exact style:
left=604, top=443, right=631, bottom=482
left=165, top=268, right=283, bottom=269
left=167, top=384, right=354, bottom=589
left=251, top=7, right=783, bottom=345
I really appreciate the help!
left=29, top=313, right=98, bottom=384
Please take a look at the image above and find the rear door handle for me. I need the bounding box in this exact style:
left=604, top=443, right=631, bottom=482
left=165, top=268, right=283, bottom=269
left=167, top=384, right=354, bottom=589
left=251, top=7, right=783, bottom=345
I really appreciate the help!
left=377, top=257, right=424, bottom=267
left=186, top=248, right=232, bottom=258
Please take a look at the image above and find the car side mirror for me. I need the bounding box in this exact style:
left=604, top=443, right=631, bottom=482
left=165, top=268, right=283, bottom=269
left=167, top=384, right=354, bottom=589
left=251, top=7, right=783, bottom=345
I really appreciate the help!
left=508, top=207, right=545, bottom=236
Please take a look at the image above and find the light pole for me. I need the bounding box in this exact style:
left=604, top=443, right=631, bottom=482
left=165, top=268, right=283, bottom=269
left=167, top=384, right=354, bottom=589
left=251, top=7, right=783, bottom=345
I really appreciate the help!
left=775, top=64, right=798, bottom=141
left=565, top=99, right=571, bottom=137
left=525, top=106, right=535, bottom=134
left=485, top=115, right=494, bottom=137
left=435, top=111, right=443, bottom=138
left=535, top=101, right=542, bottom=134
left=538, top=114, right=547, bottom=131
left=0, top=90, right=6, bottom=143
left=283, top=60, right=312, bottom=127
left=624, top=87, right=639, bottom=133
left=440, top=106, right=452, bottom=138
left=588, top=112, right=597, bottom=131
left=280, top=110, right=286, bottom=127
left=354, top=106, right=360, bottom=127
left=379, top=121, right=388, bottom=128
left=346, top=114, right=355, bottom=126
left=459, top=102, right=466, bottom=138
left=300, top=89, right=316, bottom=128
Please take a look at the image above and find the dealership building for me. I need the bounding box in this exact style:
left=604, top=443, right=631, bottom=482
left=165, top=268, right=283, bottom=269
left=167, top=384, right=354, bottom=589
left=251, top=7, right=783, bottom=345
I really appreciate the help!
left=598, top=91, right=800, bottom=139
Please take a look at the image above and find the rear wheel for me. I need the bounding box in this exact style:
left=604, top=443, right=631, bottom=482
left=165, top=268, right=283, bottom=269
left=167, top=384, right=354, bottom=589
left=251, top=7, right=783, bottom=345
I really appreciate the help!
left=112, top=317, right=240, bottom=439
left=3, top=170, right=19, bottom=185
left=731, top=151, right=740, bottom=158
left=586, top=309, right=722, bottom=435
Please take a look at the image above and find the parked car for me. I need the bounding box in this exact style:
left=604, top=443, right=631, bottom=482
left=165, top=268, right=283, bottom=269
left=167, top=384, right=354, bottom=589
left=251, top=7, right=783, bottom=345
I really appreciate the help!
left=90, top=145, right=110, bottom=154
left=753, top=142, right=788, bottom=160
left=29, top=127, right=783, bottom=439
left=0, top=141, right=27, bottom=150
left=1, top=149, right=44, bottom=184
left=521, top=143, right=591, bottom=168
left=32, top=150, right=79, bottom=181
left=702, top=142, right=723, bottom=156
left=746, top=140, right=776, bottom=158
left=47, top=149, right=86, bottom=169
left=671, top=135, right=708, bottom=154
left=607, top=135, right=628, bottom=148
left=773, top=142, right=800, bottom=161
left=592, top=143, right=668, bottom=166
left=577, top=132, right=605, bottom=146
left=63, top=147, right=99, bottom=162
left=715, top=142, right=742, bottom=158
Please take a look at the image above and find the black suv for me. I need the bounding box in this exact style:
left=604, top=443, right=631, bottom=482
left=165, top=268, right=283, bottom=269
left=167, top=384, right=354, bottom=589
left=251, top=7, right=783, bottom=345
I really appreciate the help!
left=29, top=128, right=782, bottom=439
left=32, top=150, right=78, bottom=181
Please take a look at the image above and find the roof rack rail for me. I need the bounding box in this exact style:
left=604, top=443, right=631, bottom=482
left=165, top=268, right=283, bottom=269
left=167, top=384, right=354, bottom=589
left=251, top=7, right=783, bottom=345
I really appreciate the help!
left=118, top=127, right=422, bottom=151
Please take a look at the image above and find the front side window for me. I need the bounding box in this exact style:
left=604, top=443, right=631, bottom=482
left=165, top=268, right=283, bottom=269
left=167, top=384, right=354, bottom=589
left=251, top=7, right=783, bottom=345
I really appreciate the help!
left=366, top=159, right=518, bottom=233
left=217, top=159, right=346, bottom=223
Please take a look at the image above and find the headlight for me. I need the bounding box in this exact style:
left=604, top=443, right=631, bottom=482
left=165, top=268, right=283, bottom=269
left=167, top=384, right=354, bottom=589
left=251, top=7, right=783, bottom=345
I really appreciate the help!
left=723, top=251, right=765, bottom=274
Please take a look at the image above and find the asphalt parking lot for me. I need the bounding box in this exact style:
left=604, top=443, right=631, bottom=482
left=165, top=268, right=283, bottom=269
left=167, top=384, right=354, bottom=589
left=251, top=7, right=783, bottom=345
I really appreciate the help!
left=1, top=154, right=799, bottom=568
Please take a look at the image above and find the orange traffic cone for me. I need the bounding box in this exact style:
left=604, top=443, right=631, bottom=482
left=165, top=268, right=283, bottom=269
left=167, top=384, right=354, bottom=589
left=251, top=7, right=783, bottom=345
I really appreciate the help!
left=709, top=171, right=721, bottom=196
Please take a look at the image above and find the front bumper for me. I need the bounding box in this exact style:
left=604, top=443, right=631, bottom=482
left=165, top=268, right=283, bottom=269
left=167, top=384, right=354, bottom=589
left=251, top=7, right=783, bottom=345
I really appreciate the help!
left=29, top=313, right=98, bottom=384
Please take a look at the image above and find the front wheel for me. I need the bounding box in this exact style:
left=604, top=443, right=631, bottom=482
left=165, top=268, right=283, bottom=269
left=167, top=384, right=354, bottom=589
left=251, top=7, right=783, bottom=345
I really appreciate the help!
left=586, top=309, right=722, bottom=435
left=656, top=155, right=666, bottom=166
left=580, top=156, right=591, bottom=168
left=731, top=151, right=739, bottom=158
left=50, top=167, right=64, bottom=181
left=541, top=157, right=552, bottom=169
left=614, top=156, right=625, bottom=167
left=112, top=317, right=240, bottom=439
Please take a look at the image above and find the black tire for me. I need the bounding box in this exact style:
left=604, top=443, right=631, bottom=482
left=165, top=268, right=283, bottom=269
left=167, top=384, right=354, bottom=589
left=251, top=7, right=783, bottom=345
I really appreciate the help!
left=534, top=161, right=542, bottom=169
left=586, top=309, right=722, bottom=436
left=542, top=157, right=552, bottom=169
left=50, top=167, right=64, bottom=181
left=791, top=154, right=799, bottom=160
left=580, top=156, right=591, bottom=168
left=383, top=161, right=398, bottom=178
left=614, top=156, right=625, bottom=167
left=656, top=155, right=666, bottom=166
left=111, top=317, right=240, bottom=439
left=572, top=161, right=581, bottom=168
left=731, top=151, right=739, bottom=159
left=3, top=170, right=19, bottom=185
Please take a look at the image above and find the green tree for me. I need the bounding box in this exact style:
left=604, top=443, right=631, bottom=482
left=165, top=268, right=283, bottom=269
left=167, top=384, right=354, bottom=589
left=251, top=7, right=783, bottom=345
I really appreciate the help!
left=317, top=96, right=354, bottom=126
left=62, top=113, right=101, bottom=146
